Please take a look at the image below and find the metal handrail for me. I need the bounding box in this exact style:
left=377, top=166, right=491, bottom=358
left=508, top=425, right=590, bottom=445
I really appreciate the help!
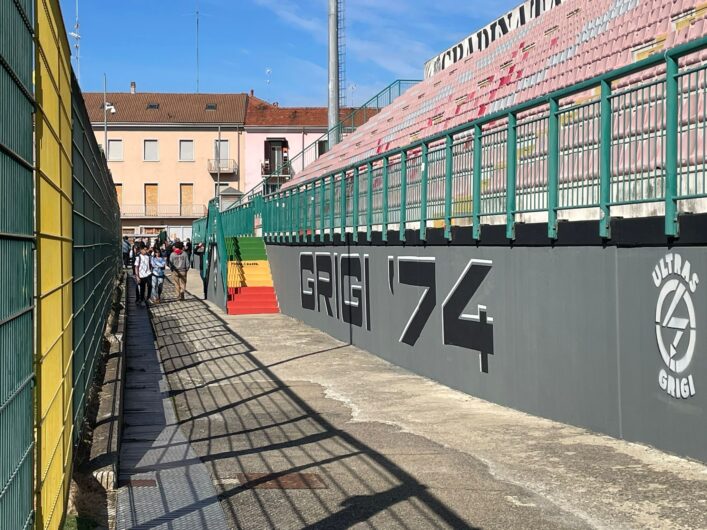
left=207, top=159, right=238, bottom=173
left=201, top=36, right=707, bottom=246
left=121, top=204, right=207, bottom=217
left=225, top=79, right=420, bottom=212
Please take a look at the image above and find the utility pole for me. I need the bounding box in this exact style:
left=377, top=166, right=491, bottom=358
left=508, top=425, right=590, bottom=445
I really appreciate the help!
left=328, top=0, right=340, bottom=148
left=103, top=73, right=108, bottom=159
left=216, top=125, right=221, bottom=209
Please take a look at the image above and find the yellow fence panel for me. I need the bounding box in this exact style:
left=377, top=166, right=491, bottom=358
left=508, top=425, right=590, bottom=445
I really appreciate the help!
left=35, top=0, right=74, bottom=528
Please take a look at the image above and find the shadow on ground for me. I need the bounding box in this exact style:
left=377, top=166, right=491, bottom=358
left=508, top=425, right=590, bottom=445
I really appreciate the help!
left=147, top=280, right=482, bottom=530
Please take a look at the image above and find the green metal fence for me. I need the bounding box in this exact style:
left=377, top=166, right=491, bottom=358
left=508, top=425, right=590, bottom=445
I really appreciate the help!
left=71, top=74, right=122, bottom=439
left=233, top=79, right=420, bottom=210
left=0, top=0, right=35, bottom=528
left=0, top=0, right=34, bottom=529
left=196, top=37, right=707, bottom=305
left=252, top=37, right=707, bottom=243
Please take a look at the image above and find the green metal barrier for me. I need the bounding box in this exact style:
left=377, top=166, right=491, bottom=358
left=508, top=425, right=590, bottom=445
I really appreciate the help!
left=0, top=0, right=35, bottom=528
left=198, top=37, right=707, bottom=259
left=71, top=74, right=122, bottom=441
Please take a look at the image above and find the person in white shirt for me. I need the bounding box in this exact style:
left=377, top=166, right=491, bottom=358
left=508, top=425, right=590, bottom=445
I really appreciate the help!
left=133, top=246, right=152, bottom=306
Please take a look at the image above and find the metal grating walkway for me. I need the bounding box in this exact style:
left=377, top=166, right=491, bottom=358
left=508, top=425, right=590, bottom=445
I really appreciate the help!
left=116, top=276, right=229, bottom=530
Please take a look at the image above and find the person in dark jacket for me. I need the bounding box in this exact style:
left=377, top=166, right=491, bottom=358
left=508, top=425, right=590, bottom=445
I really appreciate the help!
left=122, top=236, right=131, bottom=268
left=169, top=242, right=191, bottom=301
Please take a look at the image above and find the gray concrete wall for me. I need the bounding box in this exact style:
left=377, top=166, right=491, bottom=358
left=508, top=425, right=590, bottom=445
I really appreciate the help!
left=267, top=242, right=707, bottom=462
left=205, top=243, right=226, bottom=307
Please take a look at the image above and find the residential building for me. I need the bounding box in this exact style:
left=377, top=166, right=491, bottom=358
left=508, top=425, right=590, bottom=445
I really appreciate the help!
left=243, top=97, right=335, bottom=195
left=85, top=88, right=248, bottom=239
left=85, top=87, right=348, bottom=238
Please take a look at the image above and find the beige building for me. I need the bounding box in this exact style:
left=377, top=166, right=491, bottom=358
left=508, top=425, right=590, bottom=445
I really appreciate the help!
left=86, top=87, right=336, bottom=239
left=86, top=89, right=248, bottom=238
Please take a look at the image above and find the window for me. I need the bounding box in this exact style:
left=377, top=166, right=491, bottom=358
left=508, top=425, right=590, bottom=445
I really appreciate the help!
left=144, top=184, right=158, bottom=216
left=215, top=182, right=229, bottom=196
left=107, top=139, right=123, bottom=161
left=317, top=140, right=328, bottom=158
left=180, top=184, right=194, bottom=216
left=147, top=102, right=160, bottom=110
left=214, top=139, right=229, bottom=160
left=144, top=139, right=159, bottom=161
left=205, top=103, right=217, bottom=111
left=179, top=140, right=194, bottom=161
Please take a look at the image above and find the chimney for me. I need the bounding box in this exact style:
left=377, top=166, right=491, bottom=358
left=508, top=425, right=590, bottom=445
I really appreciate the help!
left=250, top=89, right=254, bottom=97
left=273, top=102, right=279, bottom=107
left=130, top=81, right=136, bottom=94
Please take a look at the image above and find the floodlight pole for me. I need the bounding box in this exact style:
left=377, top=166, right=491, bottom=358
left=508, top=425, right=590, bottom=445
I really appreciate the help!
left=328, top=0, right=340, bottom=148
left=103, top=73, right=108, bottom=160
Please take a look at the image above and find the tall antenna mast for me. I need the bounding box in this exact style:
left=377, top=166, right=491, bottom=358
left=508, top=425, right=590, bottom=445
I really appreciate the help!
left=69, top=0, right=81, bottom=82
left=338, top=0, right=346, bottom=108
left=196, top=0, right=200, bottom=93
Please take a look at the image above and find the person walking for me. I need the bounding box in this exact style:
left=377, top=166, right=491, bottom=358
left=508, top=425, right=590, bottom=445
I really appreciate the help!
left=122, top=236, right=131, bottom=268
left=169, top=241, right=190, bottom=301
left=133, top=246, right=152, bottom=306
left=150, top=249, right=167, bottom=304
left=185, top=238, right=192, bottom=265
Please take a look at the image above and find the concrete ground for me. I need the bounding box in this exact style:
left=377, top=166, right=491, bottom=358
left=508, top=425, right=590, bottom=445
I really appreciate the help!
left=137, top=272, right=707, bottom=529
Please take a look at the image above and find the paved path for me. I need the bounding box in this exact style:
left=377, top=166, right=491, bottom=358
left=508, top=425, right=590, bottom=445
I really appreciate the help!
left=140, top=272, right=707, bottom=530
left=116, top=276, right=229, bottom=529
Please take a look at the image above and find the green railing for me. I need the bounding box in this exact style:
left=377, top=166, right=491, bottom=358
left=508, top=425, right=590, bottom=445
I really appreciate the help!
left=258, top=37, right=707, bottom=242
left=231, top=79, right=420, bottom=211
left=199, top=35, right=707, bottom=277
left=0, top=0, right=35, bottom=528
left=71, top=73, right=122, bottom=442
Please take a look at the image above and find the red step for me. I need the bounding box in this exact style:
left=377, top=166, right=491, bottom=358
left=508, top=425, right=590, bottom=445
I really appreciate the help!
left=227, top=306, right=280, bottom=315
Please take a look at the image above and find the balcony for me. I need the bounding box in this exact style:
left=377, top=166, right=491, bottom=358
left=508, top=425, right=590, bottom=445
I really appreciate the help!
left=120, top=204, right=207, bottom=218
left=208, top=159, right=238, bottom=174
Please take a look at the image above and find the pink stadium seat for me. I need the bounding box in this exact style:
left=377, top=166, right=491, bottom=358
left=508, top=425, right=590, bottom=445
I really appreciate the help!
left=280, top=0, right=707, bottom=196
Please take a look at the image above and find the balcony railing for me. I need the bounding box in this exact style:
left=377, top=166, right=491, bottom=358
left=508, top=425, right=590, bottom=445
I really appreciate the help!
left=208, top=159, right=238, bottom=174
left=120, top=204, right=207, bottom=218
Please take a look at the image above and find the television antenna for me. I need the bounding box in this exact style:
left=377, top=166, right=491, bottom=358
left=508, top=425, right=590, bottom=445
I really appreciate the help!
left=68, top=0, right=81, bottom=82
left=196, top=0, right=200, bottom=92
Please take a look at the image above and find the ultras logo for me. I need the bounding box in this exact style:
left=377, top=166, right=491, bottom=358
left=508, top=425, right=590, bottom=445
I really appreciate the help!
left=653, top=253, right=700, bottom=399
left=299, top=252, right=494, bottom=373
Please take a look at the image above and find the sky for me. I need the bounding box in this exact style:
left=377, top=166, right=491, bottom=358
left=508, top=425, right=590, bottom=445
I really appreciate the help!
left=60, top=0, right=520, bottom=107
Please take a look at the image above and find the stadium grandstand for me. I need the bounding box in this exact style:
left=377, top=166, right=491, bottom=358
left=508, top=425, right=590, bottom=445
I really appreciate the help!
left=212, top=0, right=707, bottom=240
left=196, top=0, right=707, bottom=466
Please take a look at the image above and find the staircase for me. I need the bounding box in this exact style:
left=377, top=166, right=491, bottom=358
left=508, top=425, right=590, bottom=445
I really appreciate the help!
left=226, top=237, right=279, bottom=315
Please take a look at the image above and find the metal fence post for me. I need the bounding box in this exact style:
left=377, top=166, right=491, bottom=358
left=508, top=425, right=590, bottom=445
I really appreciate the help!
left=665, top=55, right=679, bottom=237
left=320, top=178, right=325, bottom=241
left=445, top=134, right=453, bottom=240
left=473, top=125, right=482, bottom=240
left=382, top=157, right=389, bottom=241
left=353, top=166, right=360, bottom=242
left=548, top=97, right=559, bottom=239
left=400, top=150, right=407, bottom=242
left=600, top=80, right=612, bottom=239
left=330, top=174, right=336, bottom=239
left=506, top=113, right=517, bottom=240
left=421, top=143, right=429, bottom=241
left=367, top=162, right=373, bottom=241
left=340, top=170, right=347, bottom=238
left=296, top=187, right=302, bottom=243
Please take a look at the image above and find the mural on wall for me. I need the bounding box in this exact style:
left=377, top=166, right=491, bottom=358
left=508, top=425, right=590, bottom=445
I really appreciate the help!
left=272, top=241, right=707, bottom=462
left=423, top=0, right=565, bottom=78
left=653, top=253, right=699, bottom=399
left=300, top=252, right=495, bottom=372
